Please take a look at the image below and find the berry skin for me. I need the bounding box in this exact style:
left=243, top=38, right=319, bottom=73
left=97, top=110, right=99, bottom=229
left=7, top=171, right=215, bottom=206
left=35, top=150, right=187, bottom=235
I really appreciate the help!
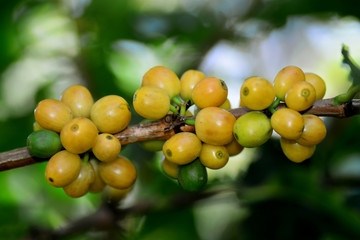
left=304, top=73, right=326, bottom=100
left=271, top=108, right=304, bottom=140
left=27, top=129, right=62, bottom=158
left=60, top=117, right=98, bottom=154
left=285, top=81, right=316, bottom=111
left=177, top=158, right=207, bottom=192
left=274, top=66, right=305, bottom=101
left=133, top=86, right=170, bottom=120
left=92, top=133, right=121, bottom=162
left=297, top=114, right=326, bottom=146
left=233, top=111, right=272, bottom=148
left=280, top=137, right=316, bottom=163
left=192, top=77, right=228, bottom=109
left=34, top=99, right=73, bottom=132
left=240, top=77, right=275, bottom=110
left=90, top=95, right=131, bottom=134
left=45, top=150, right=82, bottom=188
left=180, top=69, right=206, bottom=101
left=199, top=144, right=229, bottom=170
left=60, top=85, right=94, bottom=118
left=103, top=185, right=133, bottom=202
left=99, top=156, right=137, bottom=189
left=141, top=66, right=181, bottom=99
left=219, top=99, right=231, bottom=110
left=162, top=132, right=202, bottom=165
left=63, top=162, right=95, bottom=198
left=195, top=107, right=236, bottom=146
left=162, top=157, right=179, bottom=179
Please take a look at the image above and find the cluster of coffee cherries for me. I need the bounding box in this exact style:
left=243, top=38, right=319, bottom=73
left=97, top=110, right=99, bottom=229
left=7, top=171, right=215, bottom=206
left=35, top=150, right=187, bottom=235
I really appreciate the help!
left=236, top=65, right=327, bottom=163
left=27, top=85, right=136, bottom=199
left=133, top=66, right=244, bottom=191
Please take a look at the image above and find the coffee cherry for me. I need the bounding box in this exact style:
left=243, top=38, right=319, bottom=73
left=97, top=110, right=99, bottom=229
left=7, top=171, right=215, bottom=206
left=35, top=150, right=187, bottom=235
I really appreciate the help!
left=271, top=108, right=304, bottom=140
left=195, top=107, right=236, bottom=145
left=162, top=157, right=178, bottom=179
left=88, top=158, right=106, bottom=193
left=180, top=69, right=206, bottom=101
left=60, top=117, right=98, bottom=154
left=233, top=111, right=272, bottom=148
left=141, top=66, right=180, bottom=99
left=280, top=137, right=316, bottom=163
left=99, top=156, right=137, bottom=189
left=199, top=144, right=229, bottom=169
left=90, top=95, right=131, bottom=134
left=297, top=114, right=326, bottom=146
left=27, top=129, right=62, bottom=158
left=274, top=66, right=305, bottom=101
left=224, top=137, right=244, bottom=156
left=92, top=133, right=121, bottom=162
left=162, top=132, right=202, bottom=165
left=63, top=162, right=95, bottom=198
left=133, top=86, right=170, bottom=120
left=178, top=158, right=207, bottom=192
left=34, top=99, right=73, bottom=132
left=305, top=73, right=326, bottom=100
left=192, top=77, right=228, bottom=108
left=285, top=81, right=316, bottom=111
left=45, top=150, right=81, bottom=187
left=60, top=85, right=94, bottom=118
left=240, top=77, right=275, bottom=110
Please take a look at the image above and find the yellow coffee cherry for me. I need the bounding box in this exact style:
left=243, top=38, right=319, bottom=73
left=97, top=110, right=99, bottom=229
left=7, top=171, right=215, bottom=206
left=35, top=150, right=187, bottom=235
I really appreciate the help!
left=240, top=77, right=275, bottom=110
left=142, top=66, right=180, bottom=99
left=271, top=108, right=304, bottom=140
left=285, top=81, right=316, bottom=111
left=90, top=95, right=131, bottom=134
left=195, top=107, right=236, bottom=145
left=297, top=114, right=326, bottom=146
left=162, top=157, right=178, bottom=179
left=162, top=132, right=202, bottom=165
left=199, top=144, right=229, bottom=169
left=280, top=137, right=316, bottom=163
left=133, top=86, right=170, bottom=120
left=92, top=133, right=121, bottom=162
left=60, top=117, right=98, bottom=154
left=45, top=150, right=82, bottom=188
left=99, top=156, right=137, bottom=189
left=180, top=69, right=206, bottom=101
left=305, top=73, right=326, bottom=100
left=34, top=99, right=73, bottom=132
left=192, top=77, right=228, bottom=109
left=60, top=85, right=94, bottom=118
left=274, top=66, right=305, bottom=101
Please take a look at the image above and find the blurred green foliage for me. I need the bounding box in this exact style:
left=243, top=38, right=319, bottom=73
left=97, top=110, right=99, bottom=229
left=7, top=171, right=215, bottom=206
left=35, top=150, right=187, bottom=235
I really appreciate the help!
left=1, top=0, right=360, bottom=239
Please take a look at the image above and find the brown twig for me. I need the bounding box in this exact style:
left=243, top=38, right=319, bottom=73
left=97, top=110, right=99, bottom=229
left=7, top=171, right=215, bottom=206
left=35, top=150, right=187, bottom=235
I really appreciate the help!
left=1, top=98, right=360, bottom=172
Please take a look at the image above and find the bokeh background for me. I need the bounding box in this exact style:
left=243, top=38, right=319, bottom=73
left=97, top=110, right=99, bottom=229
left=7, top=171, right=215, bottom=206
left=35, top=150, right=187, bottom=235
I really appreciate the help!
left=1, top=0, right=360, bottom=239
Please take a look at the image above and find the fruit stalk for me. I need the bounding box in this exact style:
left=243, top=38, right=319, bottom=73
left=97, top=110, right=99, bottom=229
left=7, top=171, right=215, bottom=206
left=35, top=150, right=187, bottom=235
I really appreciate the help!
left=0, top=98, right=359, bottom=172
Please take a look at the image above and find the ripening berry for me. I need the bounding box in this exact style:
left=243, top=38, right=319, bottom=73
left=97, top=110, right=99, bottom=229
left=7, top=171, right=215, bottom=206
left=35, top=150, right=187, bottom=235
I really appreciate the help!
left=90, top=95, right=131, bottom=134
left=60, top=85, right=94, bottom=118
left=192, top=77, right=228, bottom=108
left=141, top=66, right=181, bottom=99
left=285, top=81, right=316, bottom=111
left=240, top=77, right=275, bottom=110
left=280, top=137, right=316, bottom=163
left=305, top=73, right=326, bottom=100
left=274, top=66, right=305, bottom=101
left=34, top=99, right=73, bottom=132
left=271, top=108, right=304, bottom=140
